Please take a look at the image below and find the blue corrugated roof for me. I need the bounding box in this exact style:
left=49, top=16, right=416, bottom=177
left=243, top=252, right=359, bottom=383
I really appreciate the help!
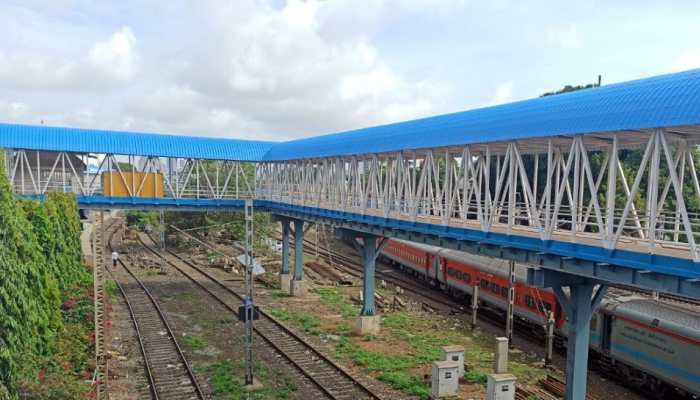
left=2, top=69, right=700, bottom=161
left=0, top=123, right=274, bottom=161
left=262, top=68, right=700, bottom=160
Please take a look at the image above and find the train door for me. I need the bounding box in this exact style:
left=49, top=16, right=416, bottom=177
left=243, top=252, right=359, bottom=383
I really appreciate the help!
left=433, top=255, right=442, bottom=283
left=600, top=313, right=613, bottom=352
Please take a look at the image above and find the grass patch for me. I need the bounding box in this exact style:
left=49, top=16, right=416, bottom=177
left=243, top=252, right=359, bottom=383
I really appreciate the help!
left=270, top=308, right=321, bottom=334
left=312, top=287, right=358, bottom=318
left=464, top=368, right=488, bottom=384
left=336, top=336, right=431, bottom=399
left=106, top=281, right=118, bottom=297
left=207, top=361, right=297, bottom=400
left=270, top=289, right=290, bottom=299
left=182, top=334, right=208, bottom=351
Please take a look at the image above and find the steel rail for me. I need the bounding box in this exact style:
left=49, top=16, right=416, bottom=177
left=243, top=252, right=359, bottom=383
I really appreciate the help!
left=138, top=234, right=383, bottom=400
left=107, top=225, right=206, bottom=400
left=105, top=228, right=159, bottom=399
left=104, top=222, right=159, bottom=399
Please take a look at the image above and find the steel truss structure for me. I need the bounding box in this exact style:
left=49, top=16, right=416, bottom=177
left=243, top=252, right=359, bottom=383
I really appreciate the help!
left=6, top=150, right=255, bottom=201
left=257, top=129, right=700, bottom=267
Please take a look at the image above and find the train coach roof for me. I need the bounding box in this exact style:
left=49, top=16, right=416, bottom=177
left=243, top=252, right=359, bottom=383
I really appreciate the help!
left=389, top=238, right=517, bottom=276
left=614, top=298, right=700, bottom=335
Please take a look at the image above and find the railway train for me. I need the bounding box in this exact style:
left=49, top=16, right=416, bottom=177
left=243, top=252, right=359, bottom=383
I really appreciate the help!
left=378, top=238, right=700, bottom=398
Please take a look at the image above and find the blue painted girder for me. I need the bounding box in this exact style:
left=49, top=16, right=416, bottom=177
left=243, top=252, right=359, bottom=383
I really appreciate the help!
left=67, top=195, right=700, bottom=298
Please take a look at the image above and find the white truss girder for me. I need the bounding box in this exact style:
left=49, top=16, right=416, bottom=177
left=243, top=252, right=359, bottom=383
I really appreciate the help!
left=256, top=131, right=700, bottom=263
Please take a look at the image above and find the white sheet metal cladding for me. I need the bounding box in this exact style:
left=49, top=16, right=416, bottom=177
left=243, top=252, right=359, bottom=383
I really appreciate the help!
left=256, top=130, right=700, bottom=266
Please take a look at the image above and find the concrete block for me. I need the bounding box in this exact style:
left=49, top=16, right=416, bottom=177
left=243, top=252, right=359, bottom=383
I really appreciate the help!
left=494, top=337, right=509, bottom=374
left=280, top=273, right=292, bottom=294
left=486, top=374, right=516, bottom=400
left=290, top=278, right=307, bottom=297
left=354, top=315, right=381, bottom=336
left=243, top=377, right=264, bottom=392
left=431, top=360, right=460, bottom=398
left=441, top=345, right=465, bottom=376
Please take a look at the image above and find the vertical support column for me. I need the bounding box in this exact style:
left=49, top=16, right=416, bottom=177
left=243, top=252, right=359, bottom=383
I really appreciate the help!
left=553, top=282, right=607, bottom=400
left=505, top=260, right=515, bottom=346
left=528, top=268, right=607, bottom=400
left=355, top=234, right=382, bottom=335
left=361, top=236, right=378, bottom=317
left=293, top=219, right=304, bottom=280
left=561, top=283, right=593, bottom=400
left=291, top=219, right=307, bottom=297
left=279, top=218, right=291, bottom=293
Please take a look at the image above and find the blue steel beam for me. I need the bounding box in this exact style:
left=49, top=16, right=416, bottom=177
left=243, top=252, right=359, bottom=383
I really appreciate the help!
left=257, top=200, right=700, bottom=300
left=71, top=196, right=700, bottom=298
left=62, top=195, right=700, bottom=299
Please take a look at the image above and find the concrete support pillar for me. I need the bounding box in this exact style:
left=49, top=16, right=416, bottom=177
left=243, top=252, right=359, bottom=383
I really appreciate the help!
left=361, top=235, right=377, bottom=317
left=356, top=234, right=381, bottom=335
left=281, top=219, right=290, bottom=274
left=528, top=268, right=607, bottom=400
left=291, top=219, right=306, bottom=297
left=293, top=219, right=304, bottom=280
left=279, top=219, right=291, bottom=293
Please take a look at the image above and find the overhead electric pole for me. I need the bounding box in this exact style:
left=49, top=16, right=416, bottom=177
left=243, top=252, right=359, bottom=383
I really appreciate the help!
left=243, top=199, right=255, bottom=386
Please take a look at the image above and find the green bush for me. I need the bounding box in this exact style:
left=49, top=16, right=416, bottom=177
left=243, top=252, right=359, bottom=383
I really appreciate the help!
left=0, top=150, right=93, bottom=397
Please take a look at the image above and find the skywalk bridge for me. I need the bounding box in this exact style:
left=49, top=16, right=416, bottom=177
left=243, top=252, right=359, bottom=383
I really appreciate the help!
left=3, top=68, right=700, bottom=400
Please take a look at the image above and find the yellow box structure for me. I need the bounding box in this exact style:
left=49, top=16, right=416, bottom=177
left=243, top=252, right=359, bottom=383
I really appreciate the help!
left=101, top=172, right=164, bottom=197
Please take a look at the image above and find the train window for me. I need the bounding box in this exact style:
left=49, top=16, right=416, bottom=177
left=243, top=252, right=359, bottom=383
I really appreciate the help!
left=525, top=296, right=536, bottom=309
left=541, top=302, right=552, bottom=312
left=490, top=283, right=500, bottom=294
left=480, top=280, right=489, bottom=289
left=464, top=273, right=470, bottom=283
left=501, top=287, right=508, bottom=298
left=590, top=314, right=598, bottom=331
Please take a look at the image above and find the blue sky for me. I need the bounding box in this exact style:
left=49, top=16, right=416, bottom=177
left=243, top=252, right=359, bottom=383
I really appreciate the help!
left=1, top=0, right=699, bottom=141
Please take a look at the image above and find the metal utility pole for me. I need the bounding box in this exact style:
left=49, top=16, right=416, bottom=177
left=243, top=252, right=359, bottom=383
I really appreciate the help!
left=545, top=310, right=555, bottom=367
left=159, top=210, right=166, bottom=273
left=471, top=285, right=479, bottom=330
left=243, top=199, right=255, bottom=385
left=506, top=260, right=516, bottom=347
left=92, top=211, right=107, bottom=399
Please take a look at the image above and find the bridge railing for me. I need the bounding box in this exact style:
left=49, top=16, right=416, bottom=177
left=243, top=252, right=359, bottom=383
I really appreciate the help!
left=256, top=130, right=700, bottom=263
left=5, top=150, right=255, bottom=201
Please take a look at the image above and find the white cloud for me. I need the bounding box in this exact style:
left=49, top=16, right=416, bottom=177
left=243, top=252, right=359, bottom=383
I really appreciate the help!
left=547, top=25, right=582, bottom=49
left=671, top=49, right=700, bottom=72
left=485, top=81, right=514, bottom=106
left=89, top=27, right=137, bottom=80
left=5, top=0, right=697, bottom=142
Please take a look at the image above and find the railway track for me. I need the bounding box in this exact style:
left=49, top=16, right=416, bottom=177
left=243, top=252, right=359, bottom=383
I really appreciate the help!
left=106, top=226, right=206, bottom=400
left=138, top=234, right=384, bottom=400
